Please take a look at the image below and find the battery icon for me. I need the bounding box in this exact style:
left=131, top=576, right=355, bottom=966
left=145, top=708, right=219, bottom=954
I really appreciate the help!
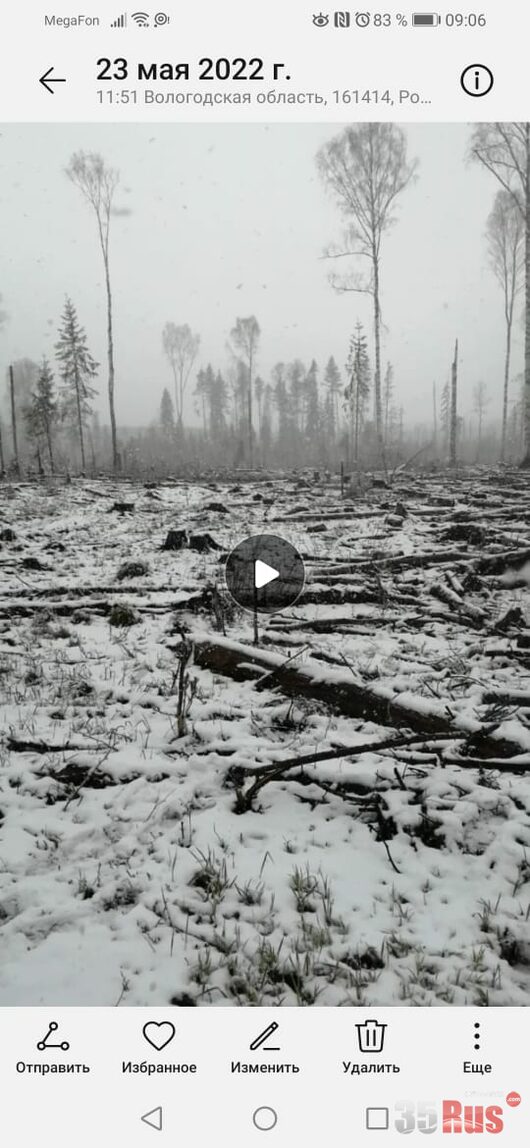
left=412, top=12, right=440, bottom=24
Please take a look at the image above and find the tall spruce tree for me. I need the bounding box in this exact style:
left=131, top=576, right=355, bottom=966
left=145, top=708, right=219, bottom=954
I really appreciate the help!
left=55, top=298, right=98, bottom=471
left=345, top=324, right=371, bottom=467
left=324, top=356, right=342, bottom=442
left=24, top=358, right=58, bottom=472
left=272, top=363, right=292, bottom=455
left=160, top=387, right=176, bottom=438
left=209, top=371, right=228, bottom=437
left=304, top=360, right=320, bottom=452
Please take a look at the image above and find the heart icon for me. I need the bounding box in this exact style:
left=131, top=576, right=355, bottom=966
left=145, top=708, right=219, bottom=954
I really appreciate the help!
left=142, top=1021, right=176, bottom=1051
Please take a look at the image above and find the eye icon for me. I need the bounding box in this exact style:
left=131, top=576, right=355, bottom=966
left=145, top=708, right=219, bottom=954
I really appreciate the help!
left=312, top=12, right=330, bottom=26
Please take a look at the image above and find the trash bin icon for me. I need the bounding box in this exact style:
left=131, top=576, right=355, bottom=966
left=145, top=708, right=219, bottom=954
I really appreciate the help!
left=356, top=1019, right=386, bottom=1053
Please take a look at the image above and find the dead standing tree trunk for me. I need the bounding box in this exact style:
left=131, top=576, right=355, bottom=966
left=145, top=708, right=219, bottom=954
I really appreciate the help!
left=9, top=364, right=21, bottom=477
left=102, top=245, right=118, bottom=469
left=372, top=244, right=384, bottom=459
left=449, top=339, right=458, bottom=467
left=74, top=364, right=86, bottom=471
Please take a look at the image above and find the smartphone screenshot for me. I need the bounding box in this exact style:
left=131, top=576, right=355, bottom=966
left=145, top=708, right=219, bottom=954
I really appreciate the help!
left=0, top=0, right=528, bottom=1142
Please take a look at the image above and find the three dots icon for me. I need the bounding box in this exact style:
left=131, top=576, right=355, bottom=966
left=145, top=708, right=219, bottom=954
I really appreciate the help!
left=473, top=1022, right=481, bottom=1052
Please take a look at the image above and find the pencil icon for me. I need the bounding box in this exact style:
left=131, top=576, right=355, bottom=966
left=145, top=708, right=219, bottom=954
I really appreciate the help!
left=249, top=1022, right=280, bottom=1051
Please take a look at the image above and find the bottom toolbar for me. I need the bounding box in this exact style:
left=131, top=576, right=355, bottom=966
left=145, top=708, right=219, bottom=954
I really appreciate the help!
left=1, top=1007, right=526, bottom=1145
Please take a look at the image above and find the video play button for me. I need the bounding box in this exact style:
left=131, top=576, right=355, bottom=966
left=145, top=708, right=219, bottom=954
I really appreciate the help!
left=255, top=559, right=279, bottom=589
left=225, top=534, right=305, bottom=614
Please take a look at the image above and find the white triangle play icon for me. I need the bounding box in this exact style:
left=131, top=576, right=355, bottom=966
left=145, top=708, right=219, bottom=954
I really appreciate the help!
left=141, top=1107, right=163, bottom=1131
left=255, top=558, right=280, bottom=589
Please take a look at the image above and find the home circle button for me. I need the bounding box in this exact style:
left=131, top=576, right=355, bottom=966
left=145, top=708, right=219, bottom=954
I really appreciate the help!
left=252, top=1107, right=278, bottom=1132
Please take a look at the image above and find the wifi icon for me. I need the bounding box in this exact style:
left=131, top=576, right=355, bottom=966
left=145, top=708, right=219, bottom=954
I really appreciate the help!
left=132, top=11, right=150, bottom=25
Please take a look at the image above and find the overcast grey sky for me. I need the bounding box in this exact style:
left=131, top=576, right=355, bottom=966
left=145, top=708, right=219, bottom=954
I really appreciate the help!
left=0, top=123, right=522, bottom=428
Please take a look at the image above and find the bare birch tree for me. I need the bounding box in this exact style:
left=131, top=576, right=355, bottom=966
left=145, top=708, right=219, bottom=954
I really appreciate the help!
left=230, top=316, right=260, bottom=466
left=66, top=152, right=120, bottom=470
left=485, top=190, right=524, bottom=460
left=473, top=380, right=490, bottom=460
left=317, top=124, right=417, bottom=455
left=470, top=123, right=530, bottom=464
left=162, top=323, right=200, bottom=430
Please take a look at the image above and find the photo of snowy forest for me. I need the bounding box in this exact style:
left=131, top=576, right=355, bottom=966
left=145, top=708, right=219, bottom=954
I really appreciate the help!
left=1, top=122, right=530, bottom=1006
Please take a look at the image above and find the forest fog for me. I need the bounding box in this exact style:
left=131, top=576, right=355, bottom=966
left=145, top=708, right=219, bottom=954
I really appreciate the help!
left=0, top=121, right=527, bottom=476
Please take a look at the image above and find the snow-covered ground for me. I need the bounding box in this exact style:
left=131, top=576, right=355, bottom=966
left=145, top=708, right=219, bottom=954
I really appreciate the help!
left=1, top=470, right=530, bottom=1006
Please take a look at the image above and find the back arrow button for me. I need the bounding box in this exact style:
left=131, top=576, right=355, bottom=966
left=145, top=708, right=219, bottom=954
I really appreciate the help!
left=39, top=67, right=67, bottom=94
left=141, top=1107, right=163, bottom=1132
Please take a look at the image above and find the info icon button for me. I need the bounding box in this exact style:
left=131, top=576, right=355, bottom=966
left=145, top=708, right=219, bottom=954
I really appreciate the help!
left=225, top=534, right=305, bottom=614
left=460, top=64, right=494, bottom=97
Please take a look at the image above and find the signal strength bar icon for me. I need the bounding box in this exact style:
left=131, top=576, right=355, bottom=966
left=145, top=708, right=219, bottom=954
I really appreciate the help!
left=111, top=12, right=127, bottom=26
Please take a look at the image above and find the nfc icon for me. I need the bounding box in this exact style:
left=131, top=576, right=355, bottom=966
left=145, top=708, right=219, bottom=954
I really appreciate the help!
left=334, top=10, right=351, bottom=25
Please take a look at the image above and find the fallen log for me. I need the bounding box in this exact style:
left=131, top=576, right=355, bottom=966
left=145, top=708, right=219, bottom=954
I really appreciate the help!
left=6, top=736, right=81, bottom=753
left=0, top=589, right=210, bottom=618
left=482, top=690, right=530, bottom=707
left=0, top=599, right=114, bottom=619
left=0, top=583, right=188, bottom=599
left=272, top=509, right=387, bottom=523
left=311, top=549, right=470, bottom=573
left=229, top=733, right=530, bottom=813
left=298, top=587, right=397, bottom=606
left=192, top=634, right=526, bottom=758
left=270, top=614, right=420, bottom=633
left=266, top=610, right=472, bottom=634
left=237, top=732, right=450, bottom=778
left=476, top=547, right=530, bottom=575
left=440, top=753, right=530, bottom=772
left=231, top=732, right=449, bottom=811
left=429, top=580, right=485, bottom=626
